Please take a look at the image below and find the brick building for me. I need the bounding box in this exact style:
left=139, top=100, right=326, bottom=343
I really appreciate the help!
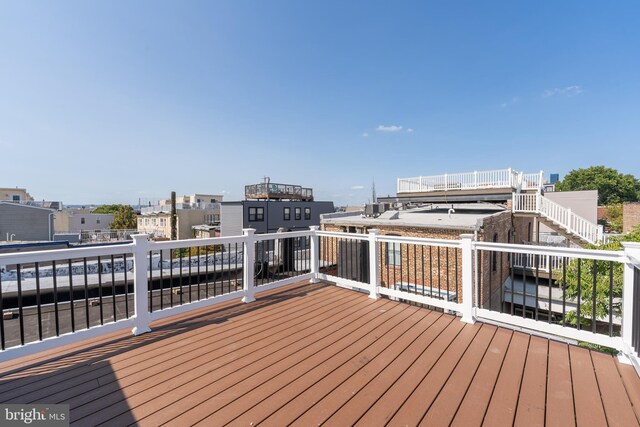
left=320, top=204, right=512, bottom=307
left=623, top=202, right=640, bottom=233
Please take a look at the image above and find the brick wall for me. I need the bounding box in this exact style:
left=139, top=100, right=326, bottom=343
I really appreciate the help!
left=623, top=202, right=640, bottom=233
left=321, top=211, right=512, bottom=307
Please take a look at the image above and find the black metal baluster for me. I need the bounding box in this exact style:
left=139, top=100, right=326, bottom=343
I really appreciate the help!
left=149, top=251, right=153, bottom=312
left=98, top=256, right=104, bottom=325
left=534, top=254, right=539, bottom=321
left=83, top=258, right=90, bottom=329
left=35, top=262, right=42, bottom=341
left=455, top=248, right=459, bottom=303
left=592, top=259, right=598, bottom=333
left=213, top=245, right=217, bottom=297
left=510, top=252, right=515, bottom=315
left=160, top=250, right=164, bottom=309
left=577, top=259, right=582, bottom=330
left=522, top=253, right=528, bottom=318
left=0, top=271, right=4, bottom=349
left=437, top=247, right=442, bottom=294
left=399, top=243, right=403, bottom=289
left=562, top=257, right=567, bottom=326
left=169, top=250, right=174, bottom=307
left=69, top=259, right=75, bottom=331
left=179, top=250, right=184, bottom=305
left=52, top=260, right=60, bottom=335
left=227, top=243, right=232, bottom=291
left=421, top=245, right=425, bottom=296
left=17, top=264, right=24, bottom=345
left=413, top=245, right=417, bottom=295
left=548, top=258, right=552, bottom=324
left=488, top=251, right=493, bottom=310
left=498, top=252, right=503, bottom=313
left=188, top=248, right=192, bottom=303
left=124, top=254, right=129, bottom=318
left=235, top=243, right=239, bottom=291
left=446, top=247, right=450, bottom=297
left=197, top=246, right=201, bottom=300
left=204, top=246, right=208, bottom=299
left=609, top=261, right=614, bottom=337
left=429, top=246, right=433, bottom=296
left=111, top=255, right=116, bottom=322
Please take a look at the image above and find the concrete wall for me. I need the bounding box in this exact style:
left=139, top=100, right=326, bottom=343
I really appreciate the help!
left=0, top=203, right=53, bottom=241
left=624, top=202, right=640, bottom=233
left=54, top=210, right=114, bottom=233
left=220, top=204, right=244, bottom=237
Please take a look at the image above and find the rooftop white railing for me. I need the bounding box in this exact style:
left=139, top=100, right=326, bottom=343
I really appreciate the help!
left=513, top=193, right=603, bottom=244
left=2, top=229, right=640, bottom=375
left=397, top=168, right=544, bottom=194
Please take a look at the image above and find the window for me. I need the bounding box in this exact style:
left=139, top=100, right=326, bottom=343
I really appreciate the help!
left=249, top=207, right=264, bottom=222
left=12, top=195, right=20, bottom=202
left=386, top=241, right=401, bottom=266
left=81, top=217, right=85, bottom=224
left=295, top=207, right=301, bottom=220
left=97, top=218, right=101, bottom=224
left=283, top=207, right=291, bottom=221
left=304, top=207, right=311, bottom=220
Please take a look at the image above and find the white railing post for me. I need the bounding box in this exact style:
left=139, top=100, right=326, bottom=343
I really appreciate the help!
left=242, top=228, right=256, bottom=303
left=367, top=229, right=381, bottom=299
left=444, top=173, right=448, bottom=190
left=622, top=242, right=640, bottom=356
left=460, top=234, right=475, bottom=324
left=309, top=226, right=320, bottom=283
left=131, top=234, right=151, bottom=335
left=535, top=192, right=541, bottom=213
left=474, top=171, right=478, bottom=189
left=539, top=170, right=544, bottom=189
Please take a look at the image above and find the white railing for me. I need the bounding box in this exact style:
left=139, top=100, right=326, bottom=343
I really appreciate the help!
left=3, top=229, right=640, bottom=373
left=80, top=229, right=138, bottom=243
left=512, top=193, right=602, bottom=244
left=397, top=168, right=544, bottom=194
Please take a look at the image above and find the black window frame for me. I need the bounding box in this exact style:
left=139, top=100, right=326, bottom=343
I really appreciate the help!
left=304, top=207, right=311, bottom=220
left=294, top=207, right=301, bottom=220
left=248, top=207, right=264, bottom=222
left=283, top=207, right=291, bottom=221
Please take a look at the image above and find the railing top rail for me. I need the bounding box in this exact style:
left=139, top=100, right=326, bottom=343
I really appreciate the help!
left=376, top=234, right=462, bottom=248
left=315, top=230, right=369, bottom=241
left=254, top=230, right=314, bottom=241
left=474, top=240, right=624, bottom=261
left=150, top=235, right=245, bottom=250
left=0, top=243, right=134, bottom=265
left=398, top=168, right=515, bottom=182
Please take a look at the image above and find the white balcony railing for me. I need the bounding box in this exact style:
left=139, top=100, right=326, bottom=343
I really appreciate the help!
left=397, top=168, right=544, bottom=194
left=1, top=230, right=639, bottom=374
left=513, top=193, right=603, bottom=244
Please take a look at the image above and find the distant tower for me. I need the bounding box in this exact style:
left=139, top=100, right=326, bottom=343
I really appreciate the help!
left=550, top=173, right=560, bottom=184
left=371, top=180, right=377, bottom=204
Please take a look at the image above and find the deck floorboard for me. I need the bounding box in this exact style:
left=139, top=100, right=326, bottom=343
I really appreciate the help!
left=1, top=281, right=638, bottom=426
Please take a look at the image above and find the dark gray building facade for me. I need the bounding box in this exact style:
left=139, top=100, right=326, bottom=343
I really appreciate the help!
left=220, top=200, right=335, bottom=236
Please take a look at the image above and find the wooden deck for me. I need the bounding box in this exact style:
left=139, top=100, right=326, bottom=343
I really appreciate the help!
left=1, top=281, right=640, bottom=426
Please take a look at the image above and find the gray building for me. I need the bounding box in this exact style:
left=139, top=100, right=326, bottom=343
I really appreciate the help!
left=220, top=200, right=335, bottom=236
left=0, top=202, right=55, bottom=241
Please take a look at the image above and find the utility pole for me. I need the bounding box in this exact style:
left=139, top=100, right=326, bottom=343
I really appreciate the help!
left=372, top=180, right=377, bottom=204
left=170, top=191, right=177, bottom=240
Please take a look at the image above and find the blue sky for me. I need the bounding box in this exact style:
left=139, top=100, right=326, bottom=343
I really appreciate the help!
left=1, top=1, right=639, bottom=206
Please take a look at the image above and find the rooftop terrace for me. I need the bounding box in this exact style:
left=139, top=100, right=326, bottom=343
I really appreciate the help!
left=1, top=228, right=640, bottom=425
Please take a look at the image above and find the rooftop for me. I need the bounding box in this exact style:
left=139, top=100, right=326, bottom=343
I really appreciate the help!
left=321, top=203, right=507, bottom=230
left=2, top=281, right=639, bottom=426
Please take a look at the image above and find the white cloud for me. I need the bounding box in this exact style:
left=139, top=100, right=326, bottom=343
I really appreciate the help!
left=376, top=124, right=403, bottom=132
left=362, top=132, right=369, bottom=137
left=406, top=128, right=414, bottom=133
left=500, top=96, right=519, bottom=108
left=542, top=85, right=583, bottom=97
left=351, top=185, right=365, bottom=190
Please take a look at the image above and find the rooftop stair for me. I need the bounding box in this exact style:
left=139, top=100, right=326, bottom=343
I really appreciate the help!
left=512, top=193, right=603, bottom=246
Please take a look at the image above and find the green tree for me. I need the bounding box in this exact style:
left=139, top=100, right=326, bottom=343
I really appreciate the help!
left=556, top=226, right=640, bottom=329
left=555, top=166, right=640, bottom=205
left=109, top=205, right=138, bottom=230
left=93, top=204, right=126, bottom=214
left=605, top=204, right=623, bottom=233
